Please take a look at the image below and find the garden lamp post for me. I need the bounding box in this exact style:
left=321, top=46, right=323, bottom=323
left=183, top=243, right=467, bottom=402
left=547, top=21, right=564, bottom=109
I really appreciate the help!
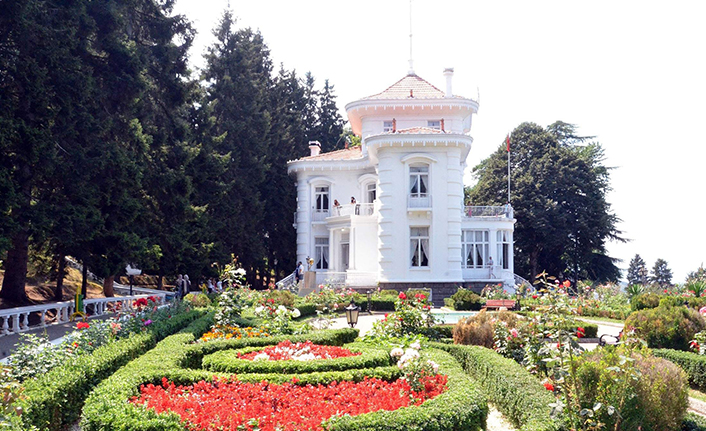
left=344, top=299, right=360, bottom=328
left=126, top=264, right=142, bottom=296
left=366, top=289, right=373, bottom=314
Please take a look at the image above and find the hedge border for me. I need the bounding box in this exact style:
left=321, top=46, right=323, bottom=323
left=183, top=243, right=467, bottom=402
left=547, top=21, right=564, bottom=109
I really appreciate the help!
left=19, top=307, right=207, bottom=431
left=81, top=319, right=488, bottom=431
left=654, top=348, right=706, bottom=391
left=202, top=344, right=390, bottom=374
left=433, top=343, right=558, bottom=431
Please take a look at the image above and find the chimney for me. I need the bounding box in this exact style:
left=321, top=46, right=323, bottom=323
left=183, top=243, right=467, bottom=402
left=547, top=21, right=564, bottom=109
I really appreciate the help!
left=308, top=140, right=321, bottom=157
left=392, top=118, right=397, bottom=133
left=443, top=67, right=454, bottom=98
left=440, top=119, right=445, bottom=132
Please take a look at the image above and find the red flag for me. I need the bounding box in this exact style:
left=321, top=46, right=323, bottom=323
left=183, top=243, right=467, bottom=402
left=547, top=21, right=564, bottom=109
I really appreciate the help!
left=506, top=134, right=510, bottom=152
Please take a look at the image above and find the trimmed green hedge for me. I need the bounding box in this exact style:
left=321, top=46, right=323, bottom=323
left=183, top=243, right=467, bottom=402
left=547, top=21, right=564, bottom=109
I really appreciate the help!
left=19, top=308, right=206, bottom=431
left=654, top=348, right=706, bottom=391
left=203, top=345, right=390, bottom=374
left=81, top=318, right=488, bottom=431
left=683, top=412, right=706, bottom=431
left=433, top=343, right=558, bottom=431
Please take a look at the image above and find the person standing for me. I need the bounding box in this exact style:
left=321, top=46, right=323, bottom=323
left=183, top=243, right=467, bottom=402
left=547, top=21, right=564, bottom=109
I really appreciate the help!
left=183, top=274, right=191, bottom=294
left=175, top=274, right=184, bottom=300
left=487, top=256, right=495, bottom=279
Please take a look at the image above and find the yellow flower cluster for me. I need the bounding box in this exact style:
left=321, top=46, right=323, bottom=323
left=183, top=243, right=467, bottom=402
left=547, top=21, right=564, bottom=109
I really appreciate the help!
left=199, top=325, right=270, bottom=342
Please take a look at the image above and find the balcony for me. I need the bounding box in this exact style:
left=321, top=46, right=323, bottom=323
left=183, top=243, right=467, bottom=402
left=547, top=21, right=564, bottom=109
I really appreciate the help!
left=463, top=205, right=513, bottom=219
left=312, top=204, right=375, bottom=221
left=408, top=194, right=432, bottom=210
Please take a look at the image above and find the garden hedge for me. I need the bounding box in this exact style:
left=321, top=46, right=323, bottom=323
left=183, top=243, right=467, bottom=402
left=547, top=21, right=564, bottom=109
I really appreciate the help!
left=433, top=342, right=559, bottom=431
left=19, top=307, right=207, bottom=431
left=81, top=317, right=488, bottom=431
left=653, top=348, right=706, bottom=391
left=683, top=412, right=706, bottom=431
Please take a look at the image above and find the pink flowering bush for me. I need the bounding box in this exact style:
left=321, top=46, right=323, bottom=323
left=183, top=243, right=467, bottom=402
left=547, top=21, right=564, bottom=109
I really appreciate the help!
left=365, top=291, right=436, bottom=340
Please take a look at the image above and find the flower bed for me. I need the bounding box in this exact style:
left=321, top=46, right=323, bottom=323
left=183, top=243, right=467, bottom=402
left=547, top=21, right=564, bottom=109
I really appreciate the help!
left=132, top=375, right=447, bottom=431
left=237, top=340, right=360, bottom=361
left=203, top=342, right=388, bottom=374
left=18, top=308, right=207, bottom=431
left=80, top=317, right=488, bottom=431
left=199, top=324, right=269, bottom=342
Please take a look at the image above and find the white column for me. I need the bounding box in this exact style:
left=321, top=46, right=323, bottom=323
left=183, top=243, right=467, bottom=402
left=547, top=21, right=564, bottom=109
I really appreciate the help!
left=446, top=149, right=464, bottom=280
left=296, top=178, right=310, bottom=265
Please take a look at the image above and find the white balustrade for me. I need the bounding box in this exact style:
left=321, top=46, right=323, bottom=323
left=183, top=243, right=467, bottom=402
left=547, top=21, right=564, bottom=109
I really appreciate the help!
left=0, top=292, right=167, bottom=337
left=462, top=205, right=512, bottom=218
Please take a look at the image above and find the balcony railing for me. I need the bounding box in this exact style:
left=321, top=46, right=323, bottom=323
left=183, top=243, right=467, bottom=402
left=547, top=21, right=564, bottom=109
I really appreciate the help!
left=312, top=209, right=330, bottom=222
left=408, top=194, right=432, bottom=209
left=463, top=205, right=512, bottom=218
left=331, top=203, right=375, bottom=217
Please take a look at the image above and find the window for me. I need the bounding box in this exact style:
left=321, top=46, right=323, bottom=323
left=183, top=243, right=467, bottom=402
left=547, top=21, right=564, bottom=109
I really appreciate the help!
left=410, top=227, right=429, bottom=267
left=427, top=120, right=441, bottom=130
left=366, top=183, right=376, bottom=203
left=315, top=186, right=329, bottom=212
left=409, top=165, right=429, bottom=197
left=315, top=237, right=329, bottom=270
left=383, top=121, right=394, bottom=133
left=497, top=231, right=511, bottom=270
left=462, top=230, right=489, bottom=268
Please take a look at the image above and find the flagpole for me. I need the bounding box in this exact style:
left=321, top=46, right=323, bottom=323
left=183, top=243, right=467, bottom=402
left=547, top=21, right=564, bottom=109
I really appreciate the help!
left=506, top=134, right=511, bottom=204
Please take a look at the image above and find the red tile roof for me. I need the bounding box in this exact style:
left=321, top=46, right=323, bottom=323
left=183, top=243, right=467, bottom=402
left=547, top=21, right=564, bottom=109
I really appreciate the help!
left=296, top=146, right=363, bottom=162
left=364, top=74, right=447, bottom=100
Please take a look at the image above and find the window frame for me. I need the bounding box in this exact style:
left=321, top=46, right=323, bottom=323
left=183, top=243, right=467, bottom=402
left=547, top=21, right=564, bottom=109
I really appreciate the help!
left=410, top=226, right=430, bottom=268
left=461, top=230, right=490, bottom=269
left=314, top=236, right=329, bottom=270
left=427, top=120, right=441, bottom=130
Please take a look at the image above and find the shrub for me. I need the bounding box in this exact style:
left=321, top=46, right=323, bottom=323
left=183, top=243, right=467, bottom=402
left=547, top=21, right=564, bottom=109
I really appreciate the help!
left=653, top=348, right=706, bottom=391
left=18, top=308, right=206, bottom=431
left=683, top=412, right=706, bottom=431
left=452, top=310, right=517, bottom=347
left=450, top=288, right=484, bottom=311
left=573, top=347, right=689, bottom=431
left=184, top=293, right=212, bottom=307
left=625, top=305, right=706, bottom=350
left=265, top=289, right=296, bottom=307
left=660, top=296, right=706, bottom=310
left=630, top=292, right=662, bottom=311
left=434, top=343, right=558, bottom=431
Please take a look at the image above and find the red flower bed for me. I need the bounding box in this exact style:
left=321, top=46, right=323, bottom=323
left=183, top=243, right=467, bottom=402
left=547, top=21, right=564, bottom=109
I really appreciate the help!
left=237, top=340, right=360, bottom=361
left=132, top=375, right=448, bottom=431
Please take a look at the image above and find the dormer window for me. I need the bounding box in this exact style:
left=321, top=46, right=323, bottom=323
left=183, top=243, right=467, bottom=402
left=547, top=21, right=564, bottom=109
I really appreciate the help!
left=383, top=121, right=394, bottom=133
left=427, top=120, right=441, bottom=130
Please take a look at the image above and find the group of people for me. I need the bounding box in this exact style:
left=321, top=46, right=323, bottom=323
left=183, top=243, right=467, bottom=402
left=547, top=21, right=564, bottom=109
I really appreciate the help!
left=174, top=274, right=225, bottom=300
left=332, top=197, right=360, bottom=215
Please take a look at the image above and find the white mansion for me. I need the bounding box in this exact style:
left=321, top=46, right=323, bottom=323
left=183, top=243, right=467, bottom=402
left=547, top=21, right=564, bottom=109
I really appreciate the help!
left=287, top=69, right=516, bottom=303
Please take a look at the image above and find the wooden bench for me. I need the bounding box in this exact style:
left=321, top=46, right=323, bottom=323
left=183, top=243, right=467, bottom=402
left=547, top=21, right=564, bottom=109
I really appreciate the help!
left=482, top=299, right=517, bottom=311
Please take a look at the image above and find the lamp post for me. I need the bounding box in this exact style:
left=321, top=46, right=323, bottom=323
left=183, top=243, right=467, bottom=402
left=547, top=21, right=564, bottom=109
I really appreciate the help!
left=126, top=264, right=142, bottom=296
left=366, top=289, right=373, bottom=315
left=344, top=299, right=360, bottom=328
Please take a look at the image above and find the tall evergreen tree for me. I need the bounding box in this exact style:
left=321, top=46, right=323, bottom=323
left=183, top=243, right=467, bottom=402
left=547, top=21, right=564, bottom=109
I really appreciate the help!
left=315, top=79, right=345, bottom=152
left=651, top=258, right=673, bottom=288
left=200, top=11, right=273, bottom=287
left=467, top=122, right=623, bottom=283
left=627, top=254, right=649, bottom=286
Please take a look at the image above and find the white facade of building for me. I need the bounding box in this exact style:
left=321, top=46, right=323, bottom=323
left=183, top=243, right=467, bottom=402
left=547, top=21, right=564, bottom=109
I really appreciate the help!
left=288, top=70, right=515, bottom=298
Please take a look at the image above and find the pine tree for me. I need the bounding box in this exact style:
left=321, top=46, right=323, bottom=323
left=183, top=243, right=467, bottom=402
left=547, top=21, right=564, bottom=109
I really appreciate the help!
left=200, top=11, right=273, bottom=287
left=651, top=258, right=673, bottom=288
left=315, top=80, right=345, bottom=152
left=627, top=254, right=649, bottom=286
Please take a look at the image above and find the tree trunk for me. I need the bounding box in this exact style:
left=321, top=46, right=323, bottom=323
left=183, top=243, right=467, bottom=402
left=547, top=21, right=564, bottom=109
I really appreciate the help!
left=81, top=261, right=88, bottom=297
left=157, top=267, right=163, bottom=290
left=529, top=249, right=540, bottom=285
left=103, top=275, right=114, bottom=297
left=54, top=254, right=66, bottom=301
left=0, top=230, right=30, bottom=304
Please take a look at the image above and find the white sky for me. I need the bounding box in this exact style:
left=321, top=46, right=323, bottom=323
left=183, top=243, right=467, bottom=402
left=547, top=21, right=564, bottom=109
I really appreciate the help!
left=173, top=0, right=706, bottom=283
